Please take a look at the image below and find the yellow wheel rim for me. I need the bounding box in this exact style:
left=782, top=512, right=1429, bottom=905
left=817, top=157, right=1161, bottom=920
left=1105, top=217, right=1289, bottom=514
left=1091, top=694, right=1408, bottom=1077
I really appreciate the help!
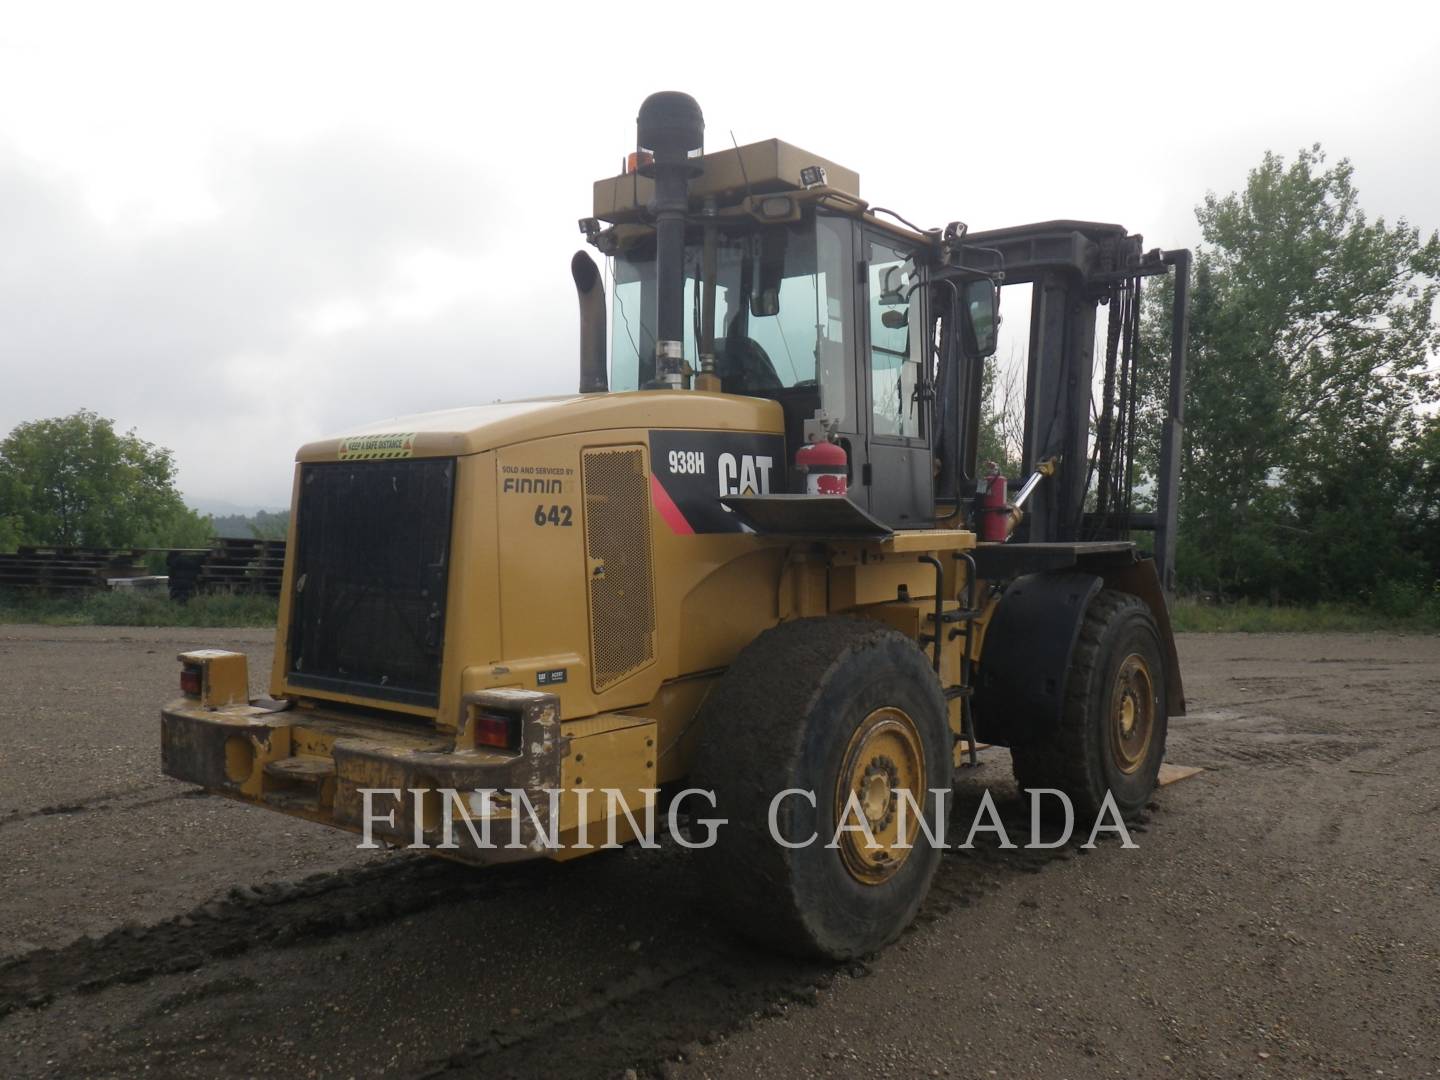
left=1109, top=653, right=1155, bottom=775
left=834, top=707, right=927, bottom=885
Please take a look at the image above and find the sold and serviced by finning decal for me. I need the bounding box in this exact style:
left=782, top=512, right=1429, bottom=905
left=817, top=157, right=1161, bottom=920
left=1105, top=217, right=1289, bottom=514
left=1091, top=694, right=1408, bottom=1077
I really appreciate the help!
left=502, top=463, right=575, bottom=495
left=648, top=431, right=787, bottom=534
left=337, top=433, right=416, bottom=460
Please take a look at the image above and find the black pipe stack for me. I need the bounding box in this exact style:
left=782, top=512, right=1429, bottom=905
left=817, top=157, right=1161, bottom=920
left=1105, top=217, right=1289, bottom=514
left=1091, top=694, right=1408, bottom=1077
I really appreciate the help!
left=636, top=92, right=703, bottom=387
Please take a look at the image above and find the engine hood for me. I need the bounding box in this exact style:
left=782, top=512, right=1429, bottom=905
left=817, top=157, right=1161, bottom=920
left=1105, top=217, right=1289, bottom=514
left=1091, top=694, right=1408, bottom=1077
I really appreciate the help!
left=296, top=391, right=784, bottom=462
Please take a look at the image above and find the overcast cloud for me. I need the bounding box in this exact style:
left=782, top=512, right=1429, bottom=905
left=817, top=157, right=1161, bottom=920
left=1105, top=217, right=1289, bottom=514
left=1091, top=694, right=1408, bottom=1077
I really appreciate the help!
left=2, top=1, right=1437, bottom=509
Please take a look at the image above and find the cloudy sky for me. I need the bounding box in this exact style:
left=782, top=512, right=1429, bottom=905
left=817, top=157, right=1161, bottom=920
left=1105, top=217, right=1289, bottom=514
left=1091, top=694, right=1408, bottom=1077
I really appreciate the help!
left=3, top=1, right=1437, bottom=510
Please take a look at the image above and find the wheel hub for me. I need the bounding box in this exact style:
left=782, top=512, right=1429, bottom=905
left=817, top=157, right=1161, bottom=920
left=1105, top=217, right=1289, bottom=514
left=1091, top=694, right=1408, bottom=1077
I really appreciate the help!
left=1109, top=653, right=1155, bottom=774
left=835, top=708, right=926, bottom=885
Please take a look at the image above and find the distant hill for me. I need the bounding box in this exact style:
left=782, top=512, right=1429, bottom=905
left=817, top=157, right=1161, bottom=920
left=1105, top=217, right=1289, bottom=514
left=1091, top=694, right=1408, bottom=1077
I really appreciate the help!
left=210, top=509, right=290, bottom=540
left=184, top=496, right=288, bottom=518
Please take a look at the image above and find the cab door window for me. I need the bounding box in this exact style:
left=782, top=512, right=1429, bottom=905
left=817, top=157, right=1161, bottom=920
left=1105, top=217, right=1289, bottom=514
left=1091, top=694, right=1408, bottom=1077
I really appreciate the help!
left=866, top=239, right=923, bottom=439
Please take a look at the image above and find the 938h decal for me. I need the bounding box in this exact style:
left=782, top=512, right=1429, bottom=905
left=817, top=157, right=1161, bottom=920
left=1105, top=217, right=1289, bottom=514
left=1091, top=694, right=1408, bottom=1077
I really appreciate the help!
left=648, top=431, right=786, bottom=534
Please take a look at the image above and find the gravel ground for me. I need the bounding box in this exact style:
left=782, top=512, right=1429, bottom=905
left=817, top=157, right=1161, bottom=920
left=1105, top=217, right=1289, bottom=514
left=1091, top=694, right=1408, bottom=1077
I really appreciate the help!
left=0, top=626, right=1437, bottom=1079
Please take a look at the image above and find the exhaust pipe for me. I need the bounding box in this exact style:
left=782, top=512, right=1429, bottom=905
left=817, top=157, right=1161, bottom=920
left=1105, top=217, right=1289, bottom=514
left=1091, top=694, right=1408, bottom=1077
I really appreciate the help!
left=636, top=91, right=704, bottom=389
left=572, top=250, right=608, bottom=394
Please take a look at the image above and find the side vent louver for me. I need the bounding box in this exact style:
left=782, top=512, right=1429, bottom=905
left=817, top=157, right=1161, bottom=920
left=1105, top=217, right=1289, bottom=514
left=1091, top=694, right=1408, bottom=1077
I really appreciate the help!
left=582, top=447, right=656, bottom=692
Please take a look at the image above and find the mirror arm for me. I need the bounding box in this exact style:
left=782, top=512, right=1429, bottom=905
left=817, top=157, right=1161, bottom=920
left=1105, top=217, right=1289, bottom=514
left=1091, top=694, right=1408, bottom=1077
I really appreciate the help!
left=933, top=278, right=968, bottom=524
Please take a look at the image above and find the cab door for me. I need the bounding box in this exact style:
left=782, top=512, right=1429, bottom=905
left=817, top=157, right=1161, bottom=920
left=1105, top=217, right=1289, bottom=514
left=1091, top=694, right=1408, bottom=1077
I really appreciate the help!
left=861, top=232, right=933, bottom=527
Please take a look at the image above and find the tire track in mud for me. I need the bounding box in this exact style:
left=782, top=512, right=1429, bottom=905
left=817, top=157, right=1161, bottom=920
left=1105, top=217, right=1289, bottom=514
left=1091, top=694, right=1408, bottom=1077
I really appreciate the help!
left=1, top=785, right=1141, bottom=1080
left=0, top=785, right=204, bottom=830
left=1198, top=737, right=1380, bottom=767
left=0, top=854, right=551, bottom=1022
left=419, top=789, right=1113, bottom=1080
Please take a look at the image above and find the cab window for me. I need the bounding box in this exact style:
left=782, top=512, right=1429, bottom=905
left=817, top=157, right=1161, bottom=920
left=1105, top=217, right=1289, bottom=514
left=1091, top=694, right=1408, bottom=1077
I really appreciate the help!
left=866, top=238, right=922, bottom=439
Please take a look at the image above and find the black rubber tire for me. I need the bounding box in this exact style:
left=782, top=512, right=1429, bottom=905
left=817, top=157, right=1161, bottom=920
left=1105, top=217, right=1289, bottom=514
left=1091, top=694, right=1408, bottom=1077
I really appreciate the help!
left=1010, top=590, right=1168, bottom=821
left=691, top=617, right=950, bottom=960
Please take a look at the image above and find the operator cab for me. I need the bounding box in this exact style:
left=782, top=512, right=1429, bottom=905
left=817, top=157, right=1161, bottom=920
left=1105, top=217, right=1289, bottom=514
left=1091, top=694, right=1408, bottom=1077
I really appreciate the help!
left=585, top=133, right=998, bottom=530
left=609, top=213, right=945, bottom=525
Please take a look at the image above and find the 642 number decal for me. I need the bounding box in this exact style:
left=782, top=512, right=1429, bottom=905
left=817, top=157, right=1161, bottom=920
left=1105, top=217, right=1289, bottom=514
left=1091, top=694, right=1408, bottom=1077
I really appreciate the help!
left=533, top=504, right=574, bottom=527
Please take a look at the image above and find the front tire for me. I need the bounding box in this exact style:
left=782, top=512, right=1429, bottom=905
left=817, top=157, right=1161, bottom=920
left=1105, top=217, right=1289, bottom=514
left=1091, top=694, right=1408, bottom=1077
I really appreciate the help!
left=1011, top=590, right=1168, bottom=820
left=692, top=618, right=951, bottom=960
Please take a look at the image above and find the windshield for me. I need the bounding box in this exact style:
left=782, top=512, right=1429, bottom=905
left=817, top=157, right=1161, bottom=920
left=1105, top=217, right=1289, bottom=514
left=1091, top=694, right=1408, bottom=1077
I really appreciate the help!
left=610, top=213, right=854, bottom=423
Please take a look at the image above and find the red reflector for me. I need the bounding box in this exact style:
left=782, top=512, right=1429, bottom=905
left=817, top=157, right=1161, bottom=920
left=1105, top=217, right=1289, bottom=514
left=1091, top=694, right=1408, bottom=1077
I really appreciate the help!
left=180, top=665, right=203, bottom=697
left=474, top=711, right=517, bottom=750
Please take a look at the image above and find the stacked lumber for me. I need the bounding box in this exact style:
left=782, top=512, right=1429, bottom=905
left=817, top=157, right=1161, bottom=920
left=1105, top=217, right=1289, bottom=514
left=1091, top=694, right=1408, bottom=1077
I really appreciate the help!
left=0, top=547, right=149, bottom=592
left=168, top=539, right=285, bottom=601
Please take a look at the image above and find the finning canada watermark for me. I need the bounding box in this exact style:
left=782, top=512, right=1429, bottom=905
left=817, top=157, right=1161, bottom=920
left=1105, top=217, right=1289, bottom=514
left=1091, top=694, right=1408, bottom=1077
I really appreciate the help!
left=356, top=786, right=1137, bottom=853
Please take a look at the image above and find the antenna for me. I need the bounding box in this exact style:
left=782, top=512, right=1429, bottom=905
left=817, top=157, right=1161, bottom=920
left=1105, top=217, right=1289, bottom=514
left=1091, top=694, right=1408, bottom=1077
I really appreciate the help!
left=729, top=130, right=753, bottom=201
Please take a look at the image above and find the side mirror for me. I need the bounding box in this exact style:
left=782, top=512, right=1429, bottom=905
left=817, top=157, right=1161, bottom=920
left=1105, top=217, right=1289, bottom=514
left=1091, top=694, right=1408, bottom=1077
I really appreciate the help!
left=960, top=279, right=998, bottom=358
left=878, top=264, right=906, bottom=306
left=750, top=289, right=780, bottom=318
left=750, top=229, right=787, bottom=318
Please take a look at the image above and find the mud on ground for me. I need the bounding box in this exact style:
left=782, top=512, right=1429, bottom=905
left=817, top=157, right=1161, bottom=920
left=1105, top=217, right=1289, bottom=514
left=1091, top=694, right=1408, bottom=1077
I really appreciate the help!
left=0, top=627, right=1437, bottom=1078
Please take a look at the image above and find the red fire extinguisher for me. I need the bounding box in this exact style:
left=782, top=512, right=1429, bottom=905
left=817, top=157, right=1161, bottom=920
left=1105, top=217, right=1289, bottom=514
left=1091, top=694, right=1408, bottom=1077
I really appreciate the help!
left=795, top=438, right=848, bottom=496
left=978, top=463, right=1008, bottom=541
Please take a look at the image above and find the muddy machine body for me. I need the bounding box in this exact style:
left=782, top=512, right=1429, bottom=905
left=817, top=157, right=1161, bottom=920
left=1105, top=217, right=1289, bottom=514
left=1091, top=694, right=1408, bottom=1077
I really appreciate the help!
left=163, top=93, right=1191, bottom=958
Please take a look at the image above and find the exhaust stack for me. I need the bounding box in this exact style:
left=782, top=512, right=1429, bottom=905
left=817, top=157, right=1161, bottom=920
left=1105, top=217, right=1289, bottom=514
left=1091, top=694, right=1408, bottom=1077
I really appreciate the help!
left=636, top=91, right=704, bottom=389
left=572, top=251, right=608, bottom=394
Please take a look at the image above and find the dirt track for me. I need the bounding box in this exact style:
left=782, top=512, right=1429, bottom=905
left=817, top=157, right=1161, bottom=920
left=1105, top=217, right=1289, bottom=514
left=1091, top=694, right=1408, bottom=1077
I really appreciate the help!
left=1, top=627, right=1437, bottom=1079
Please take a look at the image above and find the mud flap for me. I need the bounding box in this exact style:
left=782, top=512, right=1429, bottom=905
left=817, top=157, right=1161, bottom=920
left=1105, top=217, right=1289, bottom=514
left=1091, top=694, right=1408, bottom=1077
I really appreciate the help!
left=972, top=572, right=1102, bottom=746
left=973, top=559, right=1185, bottom=746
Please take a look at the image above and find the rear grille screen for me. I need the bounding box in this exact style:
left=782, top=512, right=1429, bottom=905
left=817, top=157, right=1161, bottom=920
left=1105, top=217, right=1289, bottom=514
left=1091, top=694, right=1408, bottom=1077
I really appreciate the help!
left=583, top=447, right=656, bottom=691
left=287, top=458, right=455, bottom=708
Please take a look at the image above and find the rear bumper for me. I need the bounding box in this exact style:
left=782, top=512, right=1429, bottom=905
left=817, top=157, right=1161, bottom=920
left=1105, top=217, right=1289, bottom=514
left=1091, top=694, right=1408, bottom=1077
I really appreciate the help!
left=160, top=689, right=567, bottom=864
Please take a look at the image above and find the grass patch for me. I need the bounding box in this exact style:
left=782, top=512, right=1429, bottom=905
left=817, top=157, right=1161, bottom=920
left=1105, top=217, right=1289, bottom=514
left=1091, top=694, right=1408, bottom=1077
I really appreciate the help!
left=1171, top=597, right=1440, bottom=634
left=0, top=589, right=278, bottom=628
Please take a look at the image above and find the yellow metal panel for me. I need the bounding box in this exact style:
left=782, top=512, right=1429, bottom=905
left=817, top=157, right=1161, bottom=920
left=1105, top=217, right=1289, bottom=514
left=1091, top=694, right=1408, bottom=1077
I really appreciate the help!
left=495, top=440, right=594, bottom=709
left=437, top=453, right=503, bottom=731
left=676, top=546, right=786, bottom=672
left=180, top=649, right=249, bottom=708
left=829, top=561, right=934, bottom=610
left=778, top=553, right=828, bottom=619
left=628, top=675, right=718, bottom=784
left=876, top=530, right=977, bottom=554
left=295, top=392, right=784, bottom=463
left=555, top=715, right=657, bottom=842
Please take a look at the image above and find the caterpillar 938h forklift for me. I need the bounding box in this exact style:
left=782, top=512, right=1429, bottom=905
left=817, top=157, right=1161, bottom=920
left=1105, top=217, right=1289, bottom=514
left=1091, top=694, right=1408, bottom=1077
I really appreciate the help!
left=162, top=92, right=1191, bottom=959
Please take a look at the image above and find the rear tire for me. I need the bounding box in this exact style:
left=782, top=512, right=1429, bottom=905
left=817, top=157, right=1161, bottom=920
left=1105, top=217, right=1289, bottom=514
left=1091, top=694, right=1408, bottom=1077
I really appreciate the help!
left=1010, top=590, right=1167, bottom=820
left=692, top=617, right=950, bottom=960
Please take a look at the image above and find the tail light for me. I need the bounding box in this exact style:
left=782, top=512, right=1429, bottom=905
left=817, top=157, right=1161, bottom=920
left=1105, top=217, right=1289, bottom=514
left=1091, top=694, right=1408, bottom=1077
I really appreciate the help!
left=473, top=709, right=520, bottom=751
left=175, top=650, right=249, bottom=707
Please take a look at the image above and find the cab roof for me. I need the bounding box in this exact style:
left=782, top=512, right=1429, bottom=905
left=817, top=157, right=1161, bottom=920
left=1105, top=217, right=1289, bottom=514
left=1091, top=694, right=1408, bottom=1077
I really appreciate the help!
left=594, top=139, right=859, bottom=225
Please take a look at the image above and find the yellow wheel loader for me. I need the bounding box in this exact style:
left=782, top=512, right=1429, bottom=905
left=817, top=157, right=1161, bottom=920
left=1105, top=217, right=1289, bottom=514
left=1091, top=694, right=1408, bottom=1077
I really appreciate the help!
left=162, top=92, right=1191, bottom=959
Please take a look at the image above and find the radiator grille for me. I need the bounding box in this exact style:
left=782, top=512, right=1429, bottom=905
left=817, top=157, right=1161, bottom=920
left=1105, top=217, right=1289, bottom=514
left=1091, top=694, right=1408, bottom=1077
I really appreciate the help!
left=583, top=447, right=656, bottom=691
left=286, top=458, right=454, bottom=708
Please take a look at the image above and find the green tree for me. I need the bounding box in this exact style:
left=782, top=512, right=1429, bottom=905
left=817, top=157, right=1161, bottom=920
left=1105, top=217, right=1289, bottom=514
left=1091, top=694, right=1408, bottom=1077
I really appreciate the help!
left=1145, top=145, right=1440, bottom=599
left=211, top=509, right=291, bottom=540
left=976, top=352, right=1024, bottom=477
left=0, top=410, right=212, bottom=550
